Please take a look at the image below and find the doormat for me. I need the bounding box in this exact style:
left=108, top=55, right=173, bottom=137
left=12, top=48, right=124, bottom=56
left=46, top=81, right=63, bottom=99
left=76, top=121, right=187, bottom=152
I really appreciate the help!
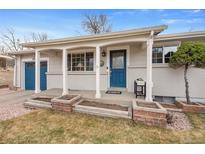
left=105, top=90, right=122, bottom=95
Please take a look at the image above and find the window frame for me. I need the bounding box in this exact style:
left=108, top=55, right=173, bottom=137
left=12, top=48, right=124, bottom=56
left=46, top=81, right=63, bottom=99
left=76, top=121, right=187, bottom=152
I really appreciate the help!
left=152, top=45, right=179, bottom=64
left=152, top=47, right=163, bottom=64
left=67, top=50, right=95, bottom=72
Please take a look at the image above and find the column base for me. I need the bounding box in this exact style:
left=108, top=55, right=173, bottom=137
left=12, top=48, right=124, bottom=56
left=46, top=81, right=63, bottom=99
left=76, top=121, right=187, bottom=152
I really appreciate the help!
left=35, top=89, right=41, bottom=93
left=95, top=93, right=101, bottom=99
left=145, top=97, right=153, bottom=102
left=62, top=90, right=68, bottom=96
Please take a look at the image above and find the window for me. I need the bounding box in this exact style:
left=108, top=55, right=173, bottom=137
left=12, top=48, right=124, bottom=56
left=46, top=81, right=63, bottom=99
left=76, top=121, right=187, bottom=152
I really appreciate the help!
left=164, top=46, right=178, bottom=63
left=152, top=46, right=178, bottom=64
left=86, top=52, right=94, bottom=71
left=152, top=47, right=163, bottom=63
left=67, top=52, right=94, bottom=71
left=72, top=53, right=85, bottom=71
left=67, top=54, right=71, bottom=71
left=112, top=52, right=124, bottom=69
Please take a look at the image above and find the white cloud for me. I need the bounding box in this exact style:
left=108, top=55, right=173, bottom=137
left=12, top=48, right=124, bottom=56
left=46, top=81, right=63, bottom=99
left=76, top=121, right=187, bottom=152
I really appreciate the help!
left=161, top=19, right=181, bottom=24
left=183, top=9, right=201, bottom=14
left=111, top=9, right=153, bottom=16
left=161, top=18, right=203, bottom=24
left=192, top=9, right=201, bottom=13
left=112, top=10, right=138, bottom=16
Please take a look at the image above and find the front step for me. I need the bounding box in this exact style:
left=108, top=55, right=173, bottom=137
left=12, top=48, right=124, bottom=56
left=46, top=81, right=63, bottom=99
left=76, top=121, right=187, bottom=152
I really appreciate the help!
left=24, top=101, right=52, bottom=109
left=74, top=107, right=131, bottom=119
left=73, top=101, right=132, bottom=119
left=24, top=99, right=52, bottom=109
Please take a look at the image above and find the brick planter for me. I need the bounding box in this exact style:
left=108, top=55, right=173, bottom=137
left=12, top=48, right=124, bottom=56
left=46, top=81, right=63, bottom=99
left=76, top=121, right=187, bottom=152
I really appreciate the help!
left=176, top=101, right=205, bottom=113
left=51, top=94, right=81, bottom=112
left=132, top=100, right=167, bottom=127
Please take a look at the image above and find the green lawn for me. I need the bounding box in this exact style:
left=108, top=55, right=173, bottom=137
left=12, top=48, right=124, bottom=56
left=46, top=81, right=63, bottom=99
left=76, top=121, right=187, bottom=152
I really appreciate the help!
left=0, top=109, right=205, bottom=143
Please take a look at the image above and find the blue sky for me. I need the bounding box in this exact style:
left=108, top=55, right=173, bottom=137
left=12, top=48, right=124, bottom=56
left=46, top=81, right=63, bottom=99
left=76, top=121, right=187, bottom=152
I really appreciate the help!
left=0, top=9, right=205, bottom=40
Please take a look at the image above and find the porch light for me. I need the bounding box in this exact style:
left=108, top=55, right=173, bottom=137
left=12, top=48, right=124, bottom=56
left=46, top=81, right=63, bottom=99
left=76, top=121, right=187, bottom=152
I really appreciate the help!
left=101, top=50, right=106, bottom=57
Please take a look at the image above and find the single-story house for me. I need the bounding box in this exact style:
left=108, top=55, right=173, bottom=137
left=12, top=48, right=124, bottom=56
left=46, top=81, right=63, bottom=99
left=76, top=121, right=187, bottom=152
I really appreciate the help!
left=11, top=25, right=205, bottom=102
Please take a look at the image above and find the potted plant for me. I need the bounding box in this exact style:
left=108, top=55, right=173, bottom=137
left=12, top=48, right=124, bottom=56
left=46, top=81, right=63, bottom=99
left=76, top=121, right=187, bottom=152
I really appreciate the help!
left=169, top=41, right=205, bottom=112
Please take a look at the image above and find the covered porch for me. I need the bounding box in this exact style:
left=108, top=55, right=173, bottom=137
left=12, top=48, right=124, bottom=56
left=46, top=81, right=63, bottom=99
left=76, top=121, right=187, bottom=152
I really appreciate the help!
left=22, top=25, right=168, bottom=102
left=35, top=88, right=136, bottom=106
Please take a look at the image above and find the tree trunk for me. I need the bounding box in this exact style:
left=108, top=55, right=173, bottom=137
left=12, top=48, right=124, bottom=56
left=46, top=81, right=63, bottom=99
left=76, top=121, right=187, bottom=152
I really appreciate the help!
left=184, top=64, right=191, bottom=104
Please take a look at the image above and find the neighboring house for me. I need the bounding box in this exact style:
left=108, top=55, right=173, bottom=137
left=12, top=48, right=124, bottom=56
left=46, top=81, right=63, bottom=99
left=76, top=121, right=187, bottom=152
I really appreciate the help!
left=0, top=55, right=14, bottom=70
left=11, top=25, right=205, bottom=102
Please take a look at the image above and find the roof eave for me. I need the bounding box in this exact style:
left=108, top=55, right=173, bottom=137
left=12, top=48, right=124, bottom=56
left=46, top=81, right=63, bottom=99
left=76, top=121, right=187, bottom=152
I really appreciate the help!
left=155, top=31, right=205, bottom=41
left=22, top=25, right=167, bottom=48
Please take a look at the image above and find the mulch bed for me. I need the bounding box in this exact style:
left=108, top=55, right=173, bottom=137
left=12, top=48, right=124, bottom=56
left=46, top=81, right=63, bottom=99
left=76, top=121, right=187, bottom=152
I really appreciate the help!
left=166, top=111, right=192, bottom=131
left=79, top=101, right=128, bottom=111
left=136, top=102, right=158, bottom=109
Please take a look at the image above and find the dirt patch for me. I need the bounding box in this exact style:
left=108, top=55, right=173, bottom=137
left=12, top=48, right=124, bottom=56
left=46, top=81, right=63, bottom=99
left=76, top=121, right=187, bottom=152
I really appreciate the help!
left=32, top=97, right=52, bottom=102
left=182, top=101, right=200, bottom=105
left=136, top=102, right=158, bottom=109
left=0, top=70, right=13, bottom=86
left=59, top=95, right=76, bottom=100
left=79, top=101, right=128, bottom=111
left=160, top=103, right=179, bottom=109
left=166, top=111, right=192, bottom=131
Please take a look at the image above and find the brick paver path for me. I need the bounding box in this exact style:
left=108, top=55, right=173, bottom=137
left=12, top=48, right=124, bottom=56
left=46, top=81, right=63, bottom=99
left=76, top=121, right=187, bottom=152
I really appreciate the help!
left=0, top=88, right=34, bottom=121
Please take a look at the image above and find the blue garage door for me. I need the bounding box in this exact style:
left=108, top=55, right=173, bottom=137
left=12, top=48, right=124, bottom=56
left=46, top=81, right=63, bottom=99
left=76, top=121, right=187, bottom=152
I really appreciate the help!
left=25, top=61, right=47, bottom=90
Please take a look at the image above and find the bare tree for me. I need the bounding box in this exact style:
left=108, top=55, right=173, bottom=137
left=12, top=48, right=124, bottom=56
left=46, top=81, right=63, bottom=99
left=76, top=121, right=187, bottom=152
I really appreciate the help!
left=0, top=46, right=5, bottom=54
left=1, top=28, right=49, bottom=53
left=82, top=14, right=112, bottom=34
left=31, top=32, right=48, bottom=42
left=1, top=28, right=22, bottom=53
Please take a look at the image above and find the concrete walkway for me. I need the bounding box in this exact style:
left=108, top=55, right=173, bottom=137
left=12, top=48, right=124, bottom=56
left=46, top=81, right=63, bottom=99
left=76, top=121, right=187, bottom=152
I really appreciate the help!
left=39, top=88, right=136, bottom=106
left=0, top=88, right=34, bottom=121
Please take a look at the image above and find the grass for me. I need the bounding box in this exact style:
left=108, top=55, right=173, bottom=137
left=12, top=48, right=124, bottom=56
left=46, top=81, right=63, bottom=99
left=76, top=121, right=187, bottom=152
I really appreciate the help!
left=0, top=109, right=205, bottom=143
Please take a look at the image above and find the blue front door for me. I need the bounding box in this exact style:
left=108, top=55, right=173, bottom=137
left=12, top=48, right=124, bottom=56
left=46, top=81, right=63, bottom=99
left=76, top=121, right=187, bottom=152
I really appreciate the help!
left=110, top=50, right=126, bottom=88
left=25, top=61, right=47, bottom=90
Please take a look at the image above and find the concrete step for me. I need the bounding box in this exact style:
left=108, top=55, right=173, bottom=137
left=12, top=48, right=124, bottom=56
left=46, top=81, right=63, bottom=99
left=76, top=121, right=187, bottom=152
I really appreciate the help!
left=24, top=101, right=52, bottom=109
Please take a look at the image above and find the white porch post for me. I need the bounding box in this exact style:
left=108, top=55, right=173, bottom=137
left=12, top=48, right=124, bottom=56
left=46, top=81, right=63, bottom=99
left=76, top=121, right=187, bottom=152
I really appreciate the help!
left=35, top=50, right=41, bottom=93
left=13, top=57, right=17, bottom=87
left=62, top=49, right=68, bottom=95
left=146, top=31, right=154, bottom=101
left=95, top=45, right=101, bottom=98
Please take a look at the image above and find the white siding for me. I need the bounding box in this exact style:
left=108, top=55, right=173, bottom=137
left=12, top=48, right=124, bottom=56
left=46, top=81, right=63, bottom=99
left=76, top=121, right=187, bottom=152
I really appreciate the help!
left=15, top=39, right=205, bottom=100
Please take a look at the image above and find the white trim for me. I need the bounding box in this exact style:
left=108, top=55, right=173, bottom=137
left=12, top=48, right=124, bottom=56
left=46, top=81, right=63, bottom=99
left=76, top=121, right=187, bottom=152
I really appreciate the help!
left=95, top=45, right=101, bottom=98
left=146, top=31, right=154, bottom=102
left=13, top=58, right=17, bottom=87
left=62, top=49, right=68, bottom=95
left=21, top=57, right=49, bottom=90
left=107, top=45, right=130, bottom=90
left=67, top=48, right=95, bottom=54
left=67, top=49, right=95, bottom=72
left=35, top=50, right=41, bottom=93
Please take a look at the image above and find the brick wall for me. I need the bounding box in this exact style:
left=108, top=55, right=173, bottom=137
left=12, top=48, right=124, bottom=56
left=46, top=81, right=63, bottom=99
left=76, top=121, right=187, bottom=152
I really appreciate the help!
left=51, top=102, right=73, bottom=112
left=133, top=109, right=167, bottom=127
left=176, top=101, right=205, bottom=113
